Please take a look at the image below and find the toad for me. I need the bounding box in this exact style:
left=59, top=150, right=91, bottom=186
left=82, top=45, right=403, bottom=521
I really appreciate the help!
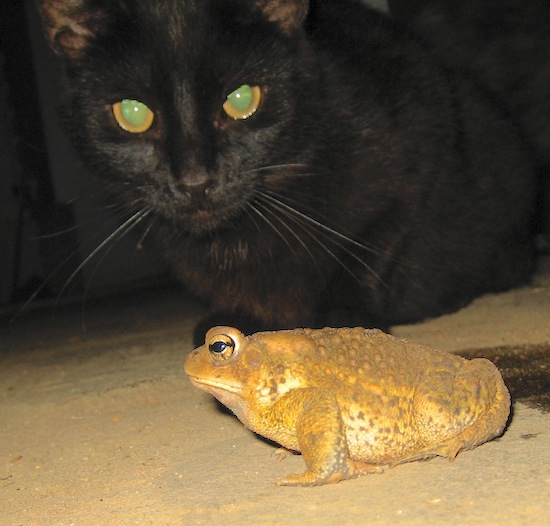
left=184, top=326, right=510, bottom=486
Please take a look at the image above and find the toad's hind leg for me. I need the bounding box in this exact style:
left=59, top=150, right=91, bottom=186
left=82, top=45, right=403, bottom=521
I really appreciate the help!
left=405, top=357, right=510, bottom=463
left=274, top=388, right=351, bottom=486
left=272, top=389, right=381, bottom=486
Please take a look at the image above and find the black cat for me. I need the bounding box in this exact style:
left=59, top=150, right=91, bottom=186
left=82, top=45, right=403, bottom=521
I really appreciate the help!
left=39, top=0, right=539, bottom=342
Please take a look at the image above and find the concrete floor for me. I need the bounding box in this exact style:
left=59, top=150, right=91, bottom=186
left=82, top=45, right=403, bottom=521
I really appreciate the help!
left=1, top=258, right=549, bottom=525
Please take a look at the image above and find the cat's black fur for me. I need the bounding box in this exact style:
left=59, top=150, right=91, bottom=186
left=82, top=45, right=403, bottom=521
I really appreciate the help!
left=39, top=0, right=538, bottom=343
left=402, top=0, right=550, bottom=243
left=401, top=0, right=550, bottom=167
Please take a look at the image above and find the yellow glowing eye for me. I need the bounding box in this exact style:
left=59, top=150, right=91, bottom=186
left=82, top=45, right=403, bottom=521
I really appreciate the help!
left=208, top=334, right=237, bottom=361
left=112, top=99, right=155, bottom=133
left=223, top=84, right=262, bottom=120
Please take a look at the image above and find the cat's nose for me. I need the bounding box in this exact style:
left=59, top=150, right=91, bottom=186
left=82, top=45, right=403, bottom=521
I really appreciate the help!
left=175, top=173, right=213, bottom=202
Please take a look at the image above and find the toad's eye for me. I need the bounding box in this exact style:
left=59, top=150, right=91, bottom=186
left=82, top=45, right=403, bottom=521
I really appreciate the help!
left=222, top=84, right=261, bottom=120
left=112, top=99, right=155, bottom=133
left=208, top=334, right=237, bottom=361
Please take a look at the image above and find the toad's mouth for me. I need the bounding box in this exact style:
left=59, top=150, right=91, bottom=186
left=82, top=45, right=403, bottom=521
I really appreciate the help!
left=187, top=375, right=242, bottom=394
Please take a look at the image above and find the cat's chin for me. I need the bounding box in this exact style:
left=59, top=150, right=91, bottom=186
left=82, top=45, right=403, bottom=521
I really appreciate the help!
left=187, top=210, right=223, bottom=234
left=159, top=211, right=240, bottom=239
left=153, top=192, right=250, bottom=238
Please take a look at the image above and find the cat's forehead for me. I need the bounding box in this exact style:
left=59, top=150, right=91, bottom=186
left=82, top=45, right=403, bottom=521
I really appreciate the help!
left=126, top=1, right=275, bottom=49
left=94, top=0, right=298, bottom=99
left=109, top=1, right=285, bottom=76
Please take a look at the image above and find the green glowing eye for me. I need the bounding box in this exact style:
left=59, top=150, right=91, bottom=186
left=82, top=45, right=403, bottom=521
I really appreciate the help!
left=227, top=85, right=253, bottom=111
left=112, top=99, right=155, bottom=133
left=223, top=85, right=262, bottom=120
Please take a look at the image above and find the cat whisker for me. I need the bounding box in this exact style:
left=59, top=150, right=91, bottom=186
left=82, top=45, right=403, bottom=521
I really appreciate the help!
left=247, top=202, right=298, bottom=256
left=264, top=185, right=345, bottom=222
left=251, top=200, right=327, bottom=280
left=12, top=244, right=83, bottom=320
left=31, top=199, right=143, bottom=240
left=33, top=224, right=82, bottom=239
left=242, top=163, right=319, bottom=177
left=136, top=214, right=157, bottom=250
left=12, top=207, right=153, bottom=320
left=255, top=196, right=363, bottom=283
left=261, top=191, right=382, bottom=257
left=77, top=208, right=155, bottom=329
left=58, top=208, right=154, bottom=300
left=266, top=189, right=438, bottom=274
left=256, top=193, right=387, bottom=287
left=243, top=205, right=264, bottom=236
left=14, top=210, right=124, bottom=315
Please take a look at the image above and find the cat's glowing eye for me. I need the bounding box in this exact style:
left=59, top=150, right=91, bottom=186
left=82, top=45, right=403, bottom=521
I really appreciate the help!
left=112, top=99, right=155, bottom=133
left=223, top=84, right=261, bottom=120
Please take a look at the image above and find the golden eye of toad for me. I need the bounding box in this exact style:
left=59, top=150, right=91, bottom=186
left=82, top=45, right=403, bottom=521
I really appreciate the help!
left=208, top=335, right=236, bottom=361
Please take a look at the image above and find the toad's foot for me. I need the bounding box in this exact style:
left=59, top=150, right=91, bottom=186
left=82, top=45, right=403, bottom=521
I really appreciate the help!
left=277, top=460, right=383, bottom=487
left=273, top=447, right=298, bottom=462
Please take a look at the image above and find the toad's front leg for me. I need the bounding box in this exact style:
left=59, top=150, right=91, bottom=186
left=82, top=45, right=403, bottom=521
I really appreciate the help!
left=265, top=388, right=380, bottom=486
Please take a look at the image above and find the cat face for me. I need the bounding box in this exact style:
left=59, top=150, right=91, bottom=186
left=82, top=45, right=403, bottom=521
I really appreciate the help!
left=41, top=0, right=319, bottom=237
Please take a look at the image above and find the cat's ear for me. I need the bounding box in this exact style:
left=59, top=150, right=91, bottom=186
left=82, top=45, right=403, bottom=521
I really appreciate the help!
left=38, top=0, right=107, bottom=60
left=254, top=0, right=310, bottom=34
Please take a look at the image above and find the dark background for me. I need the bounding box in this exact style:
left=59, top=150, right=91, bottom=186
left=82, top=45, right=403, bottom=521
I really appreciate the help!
left=0, top=0, right=168, bottom=313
